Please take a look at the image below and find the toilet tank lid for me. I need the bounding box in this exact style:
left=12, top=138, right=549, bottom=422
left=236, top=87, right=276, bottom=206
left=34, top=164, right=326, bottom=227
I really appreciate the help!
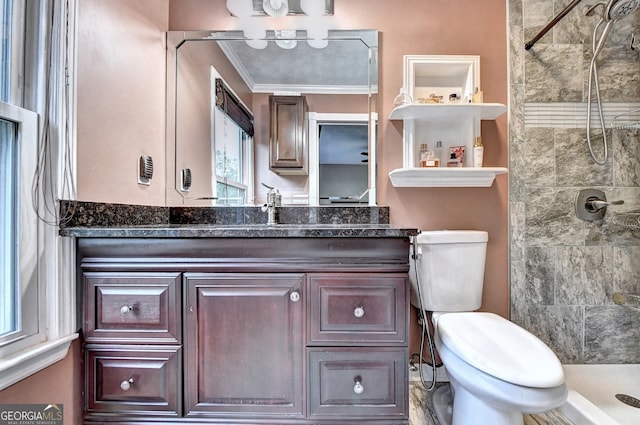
left=416, top=230, right=488, bottom=244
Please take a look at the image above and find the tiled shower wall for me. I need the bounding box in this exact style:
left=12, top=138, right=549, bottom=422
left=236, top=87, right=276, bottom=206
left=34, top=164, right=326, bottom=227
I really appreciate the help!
left=508, top=0, right=640, bottom=363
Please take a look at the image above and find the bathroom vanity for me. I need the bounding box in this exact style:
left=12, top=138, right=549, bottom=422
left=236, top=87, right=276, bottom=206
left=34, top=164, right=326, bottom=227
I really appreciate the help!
left=61, top=202, right=415, bottom=425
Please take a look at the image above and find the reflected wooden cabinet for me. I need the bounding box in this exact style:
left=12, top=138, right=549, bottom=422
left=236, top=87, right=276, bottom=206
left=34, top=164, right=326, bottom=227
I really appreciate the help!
left=79, top=237, right=409, bottom=424
left=269, top=95, right=308, bottom=175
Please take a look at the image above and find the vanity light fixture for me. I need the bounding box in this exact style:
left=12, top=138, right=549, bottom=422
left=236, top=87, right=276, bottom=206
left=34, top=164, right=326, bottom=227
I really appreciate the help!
left=227, top=0, right=333, bottom=16
left=227, top=0, right=332, bottom=49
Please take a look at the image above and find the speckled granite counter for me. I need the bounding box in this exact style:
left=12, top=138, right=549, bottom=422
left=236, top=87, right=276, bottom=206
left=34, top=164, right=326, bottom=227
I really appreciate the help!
left=58, top=201, right=418, bottom=238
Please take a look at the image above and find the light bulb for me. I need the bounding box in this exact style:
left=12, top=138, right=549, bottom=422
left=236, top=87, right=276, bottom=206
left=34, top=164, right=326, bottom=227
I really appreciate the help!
left=307, top=26, right=328, bottom=49
left=300, top=0, right=324, bottom=16
left=226, top=0, right=253, bottom=17
left=246, top=39, right=268, bottom=49
left=244, top=27, right=267, bottom=49
left=263, top=0, right=288, bottom=16
left=307, top=38, right=328, bottom=49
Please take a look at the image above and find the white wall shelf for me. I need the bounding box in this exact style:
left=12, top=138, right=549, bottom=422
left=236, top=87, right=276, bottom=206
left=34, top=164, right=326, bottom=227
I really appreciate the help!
left=388, top=102, right=508, bottom=188
left=388, top=103, right=506, bottom=121
left=389, top=167, right=508, bottom=187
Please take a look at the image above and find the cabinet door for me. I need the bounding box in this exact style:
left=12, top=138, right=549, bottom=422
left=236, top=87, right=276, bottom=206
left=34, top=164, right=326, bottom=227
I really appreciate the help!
left=269, top=95, right=308, bottom=175
left=184, top=273, right=305, bottom=419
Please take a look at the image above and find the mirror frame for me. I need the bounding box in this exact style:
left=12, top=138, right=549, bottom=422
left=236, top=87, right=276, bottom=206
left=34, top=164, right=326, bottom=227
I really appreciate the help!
left=403, top=55, right=480, bottom=103
left=166, top=30, right=379, bottom=206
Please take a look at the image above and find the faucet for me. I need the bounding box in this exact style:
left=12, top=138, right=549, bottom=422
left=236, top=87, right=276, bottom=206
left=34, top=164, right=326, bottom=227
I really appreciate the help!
left=575, top=189, right=624, bottom=221
left=261, top=183, right=281, bottom=226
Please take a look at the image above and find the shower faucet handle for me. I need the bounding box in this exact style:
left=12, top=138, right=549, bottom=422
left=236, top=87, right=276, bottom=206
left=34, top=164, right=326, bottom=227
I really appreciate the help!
left=575, top=189, right=624, bottom=221
left=585, top=198, right=624, bottom=212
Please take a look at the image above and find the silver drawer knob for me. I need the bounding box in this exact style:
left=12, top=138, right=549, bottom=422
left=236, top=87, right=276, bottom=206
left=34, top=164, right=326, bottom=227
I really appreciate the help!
left=353, top=306, right=365, bottom=318
left=353, top=379, right=364, bottom=395
left=290, top=291, right=300, bottom=302
left=120, top=305, right=134, bottom=315
left=120, top=378, right=134, bottom=391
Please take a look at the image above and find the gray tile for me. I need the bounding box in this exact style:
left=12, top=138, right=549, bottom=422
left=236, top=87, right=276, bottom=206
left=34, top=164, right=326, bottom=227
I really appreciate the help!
left=517, top=305, right=584, bottom=364
left=525, top=246, right=556, bottom=305
left=613, top=129, right=640, bottom=186
left=523, top=128, right=555, bottom=186
left=524, top=44, right=583, bottom=102
left=525, top=187, right=584, bottom=247
left=584, top=306, right=640, bottom=362
left=555, top=246, right=613, bottom=305
left=554, top=128, right=613, bottom=187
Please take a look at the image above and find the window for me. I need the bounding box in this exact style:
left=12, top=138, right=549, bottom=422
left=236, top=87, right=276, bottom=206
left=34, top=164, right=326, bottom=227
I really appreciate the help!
left=0, top=0, right=78, bottom=390
left=213, top=77, right=254, bottom=206
left=214, top=109, right=252, bottom=205
left=0, top=117, right=18, bottom=336
left=0, top=102, right=39, bottom=350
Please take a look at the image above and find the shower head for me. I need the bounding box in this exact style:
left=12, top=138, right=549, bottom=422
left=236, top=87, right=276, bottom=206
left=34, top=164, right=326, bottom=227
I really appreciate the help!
left=606, top=0, right=640, bottom=20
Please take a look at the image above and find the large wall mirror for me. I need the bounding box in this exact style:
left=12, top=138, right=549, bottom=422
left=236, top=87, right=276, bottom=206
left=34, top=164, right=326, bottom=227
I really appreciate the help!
left=166, top=30, right=378, bottom=206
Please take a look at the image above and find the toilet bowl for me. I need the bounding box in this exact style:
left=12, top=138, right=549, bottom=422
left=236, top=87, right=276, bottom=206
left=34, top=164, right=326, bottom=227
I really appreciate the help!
left=409, top=231, right=567, bottom=425
left=433, top=312, right=567, bottom=425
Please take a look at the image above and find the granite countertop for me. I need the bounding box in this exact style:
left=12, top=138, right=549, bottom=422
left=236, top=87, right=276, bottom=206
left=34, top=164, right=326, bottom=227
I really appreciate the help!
left=58, top=201, right=418, bottom=238
left=59, top=223, right=417, bottom=238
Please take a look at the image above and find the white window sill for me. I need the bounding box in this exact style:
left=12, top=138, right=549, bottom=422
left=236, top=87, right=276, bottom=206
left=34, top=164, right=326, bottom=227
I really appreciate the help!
left=0, top=333, right=78, bottom=391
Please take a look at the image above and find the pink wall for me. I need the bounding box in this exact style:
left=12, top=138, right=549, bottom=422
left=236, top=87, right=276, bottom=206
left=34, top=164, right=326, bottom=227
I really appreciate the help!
left=76, top=0, right=169, bottom=206
left=169, top=0, right=510, bottom=333
left=169, top=0, right=509, bottom=316
left=0, top=340, right=83, bottom=425
left=0, top=0, right=507, bottom=409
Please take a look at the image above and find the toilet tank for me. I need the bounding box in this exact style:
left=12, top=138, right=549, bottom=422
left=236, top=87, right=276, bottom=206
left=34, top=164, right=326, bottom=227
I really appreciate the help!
left=409, top=230, right=488, bottom=312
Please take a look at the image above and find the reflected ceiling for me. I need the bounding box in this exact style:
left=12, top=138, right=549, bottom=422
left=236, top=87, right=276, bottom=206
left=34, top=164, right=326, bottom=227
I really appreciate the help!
left=213, top=30, right=378, bottom=94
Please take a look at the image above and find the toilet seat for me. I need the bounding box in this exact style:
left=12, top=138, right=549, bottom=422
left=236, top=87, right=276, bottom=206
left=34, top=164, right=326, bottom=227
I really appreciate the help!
left=436, top=312, right=564, bottom=388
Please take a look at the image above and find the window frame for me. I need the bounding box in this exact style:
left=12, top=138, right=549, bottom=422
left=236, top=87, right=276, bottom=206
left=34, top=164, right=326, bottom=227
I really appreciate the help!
left=0, top=0, right=78, bottom=391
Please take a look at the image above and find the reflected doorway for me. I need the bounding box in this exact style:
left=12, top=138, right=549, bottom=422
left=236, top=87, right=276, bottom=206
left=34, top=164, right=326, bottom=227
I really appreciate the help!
left=308, top=112, right=375, bottom=206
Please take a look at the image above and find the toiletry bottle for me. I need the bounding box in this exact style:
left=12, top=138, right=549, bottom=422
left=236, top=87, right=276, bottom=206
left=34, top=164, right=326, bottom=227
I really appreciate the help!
left=473, top=136, right=484, bottom=167
left=425, top=151, right=439, bottom=168
left=419, top=143, right=429, bottom=167
left=434, top=141, right=444, bottom=167
left=393, top=88, right=413, bottom=106
left=472, top=87, right=483, bottom=103
left=446, top=152, right=460, bottom=167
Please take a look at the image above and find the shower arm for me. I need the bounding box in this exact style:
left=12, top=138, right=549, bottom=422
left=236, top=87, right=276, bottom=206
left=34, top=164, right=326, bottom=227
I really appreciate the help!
left=525, top=0, right=583, bottom=50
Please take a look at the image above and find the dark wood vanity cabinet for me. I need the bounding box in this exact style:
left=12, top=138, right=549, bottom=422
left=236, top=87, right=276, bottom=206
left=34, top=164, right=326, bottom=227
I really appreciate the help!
left=184, top=273, right=305, bottom=418
left=79, top=237, right=409, bottom=424
left=269, top=95, right=308, bottom=175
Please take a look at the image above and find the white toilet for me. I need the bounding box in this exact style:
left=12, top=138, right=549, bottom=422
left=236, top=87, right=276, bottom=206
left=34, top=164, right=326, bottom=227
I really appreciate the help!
left=409, top=230, right=567, bottom=425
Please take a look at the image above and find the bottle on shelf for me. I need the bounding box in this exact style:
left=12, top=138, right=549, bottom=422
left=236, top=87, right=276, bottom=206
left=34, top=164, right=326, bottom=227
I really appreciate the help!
left=419, top=144, right=429, bottom=167
left=446, top=152, right=461, bottom=167
left=473, top=136, right=484, bottom=167
left=393, top=88, right=413, bottom=106
left=434, top=141, right=444, bottom=166
left=419, top=144, right=439, bottom=168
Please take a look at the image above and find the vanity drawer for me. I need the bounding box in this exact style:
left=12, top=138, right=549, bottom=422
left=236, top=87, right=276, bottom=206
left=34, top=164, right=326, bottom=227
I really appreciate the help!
left=308, top=273, right=407, bottom=344
left=85, top=345, right=182, bottom=416
left=307, top=348, right=408, bottom=420
left=83, top=272, right=181, bottom=343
